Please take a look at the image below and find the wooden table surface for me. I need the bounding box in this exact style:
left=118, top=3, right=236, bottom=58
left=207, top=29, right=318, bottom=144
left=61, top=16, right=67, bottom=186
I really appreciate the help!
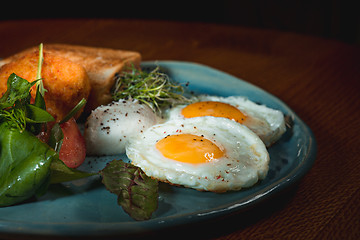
left=0, top=19, right=359, bottom=240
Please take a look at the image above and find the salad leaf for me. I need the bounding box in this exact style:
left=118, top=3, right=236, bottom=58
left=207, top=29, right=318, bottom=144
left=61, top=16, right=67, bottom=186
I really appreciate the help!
left=59, top=98, right=86, bottom=124
left=100, top=160, right=158, bottom=221
left=47, top=97, right=86, bottom=158
left=25, top=104, right=54, bottom=123
left=0, top=73, right=54, bottom=134
left=48, top=123, right=64, bottom=153
left=0, top=73, right=37, bottom=110
left=49, top=158, right=96, bottom=184
left=0, top=122, right=57, bottom=207
left=28, top=83, right=49, bottom=135
left=34, top=86, right=46, bottom=110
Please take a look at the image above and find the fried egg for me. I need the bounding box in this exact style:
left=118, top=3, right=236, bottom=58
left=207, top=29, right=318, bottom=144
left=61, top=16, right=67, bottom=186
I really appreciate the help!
left=166, top=95, right=286, bottom=146
left=84, top=99, right=159, bottom=155
left=126, top=117, right=269, bottom=192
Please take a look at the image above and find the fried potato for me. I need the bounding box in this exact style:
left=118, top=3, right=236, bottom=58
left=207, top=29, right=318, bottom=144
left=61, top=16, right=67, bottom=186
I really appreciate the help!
left=0, top=50, right=91, bottom=121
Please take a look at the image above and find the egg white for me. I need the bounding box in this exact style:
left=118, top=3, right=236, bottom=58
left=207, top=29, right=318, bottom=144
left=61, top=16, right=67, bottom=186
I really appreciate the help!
left=166, top=95, right=286, bottom=146
left=126, top=117, right=269, bottom=192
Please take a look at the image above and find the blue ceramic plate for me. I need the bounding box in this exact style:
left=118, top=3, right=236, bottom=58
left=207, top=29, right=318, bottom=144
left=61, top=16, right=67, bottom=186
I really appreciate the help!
left=0, top=61, right=316, bottom=237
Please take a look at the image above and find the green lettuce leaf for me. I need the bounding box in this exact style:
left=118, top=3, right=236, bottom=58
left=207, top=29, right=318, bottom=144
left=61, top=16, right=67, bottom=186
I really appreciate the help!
left=50, top=158, right=96, bottom=184
left=25, top=104, right=55, bottom=123
left=0, top=122, right=57, bottom=207
left=100, top=160, right=158, bottom=221
left=0, top=73, right=36, bottom=110
left=0, top=73, right=54, bottom=134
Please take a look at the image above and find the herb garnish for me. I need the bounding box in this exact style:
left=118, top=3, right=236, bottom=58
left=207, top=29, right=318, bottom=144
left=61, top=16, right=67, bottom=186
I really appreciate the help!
left=0, top=74, right=54, bottom=133
left=112, top=66, right=189, bottom=113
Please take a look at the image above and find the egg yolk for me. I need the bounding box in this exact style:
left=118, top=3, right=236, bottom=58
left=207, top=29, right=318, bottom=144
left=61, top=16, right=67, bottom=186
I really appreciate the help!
left=156, top=134, right=224, bottom=164
left=181, top=101, right=247, bottom=123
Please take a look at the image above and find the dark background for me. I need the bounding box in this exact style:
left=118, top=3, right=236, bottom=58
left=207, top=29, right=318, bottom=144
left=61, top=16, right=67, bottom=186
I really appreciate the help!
left=1, top=0, right=359, bottom=45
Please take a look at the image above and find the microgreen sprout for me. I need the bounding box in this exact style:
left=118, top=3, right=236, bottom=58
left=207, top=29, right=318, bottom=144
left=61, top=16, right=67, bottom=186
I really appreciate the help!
left=112, top=66, right=189, bottom=113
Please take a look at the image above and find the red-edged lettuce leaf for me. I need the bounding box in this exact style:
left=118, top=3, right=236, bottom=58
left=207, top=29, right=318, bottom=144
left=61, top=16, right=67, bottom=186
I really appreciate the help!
left=100, top=160, right=158, bottom=221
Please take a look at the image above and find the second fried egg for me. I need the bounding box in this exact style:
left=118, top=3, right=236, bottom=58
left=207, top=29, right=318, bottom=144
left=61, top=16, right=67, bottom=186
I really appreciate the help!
left=166, top=95, right=286, bottom=146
